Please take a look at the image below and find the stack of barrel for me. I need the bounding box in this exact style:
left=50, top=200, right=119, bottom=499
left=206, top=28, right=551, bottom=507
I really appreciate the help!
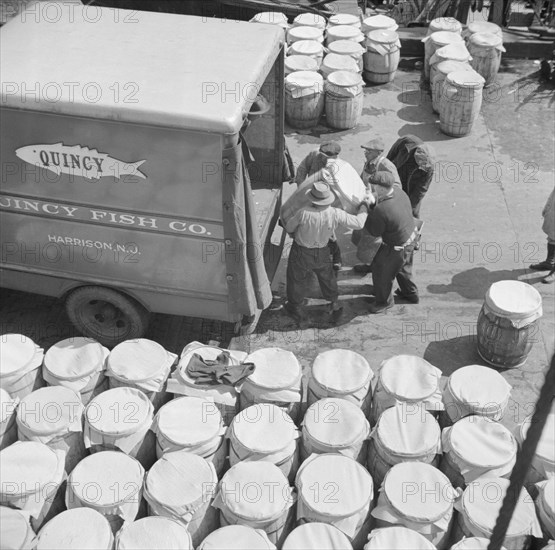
left=1, top=330, right=551, bottom=549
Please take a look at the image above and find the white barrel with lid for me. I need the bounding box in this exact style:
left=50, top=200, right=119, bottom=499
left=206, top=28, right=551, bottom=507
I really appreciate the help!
left=285, top=55, right=318, bottom=75
left=282, top=523, right=353, bottom=549
left=429, top=42, right=473, bottom=68
left=327, top=40, right=365, bottom=71
left=371, top=462, right=457, bottom=549
left=115, top=516, right=193, bottom=549
left=296, top=454, right=374, bottom=549
left=307, top=349, right=373, bottom=413
left=450, top=538, right=507, bottom=549
left=287, top=26, right=324, bottom=46
left=239, top=348, right=302, bottom=422
left=168, top=342, right=247, bottom=426
left=42, top=337, right=109, bottom=405
left=440, top=415, right=517, bottom=488
left=84, top=386, right=156, bottom=469
left=107, top=338, right=176, bottom=412
left=16, top=386, right=85, bottom=473
left=361, top=14, right=398, bottom=34
left=66, top=451, right=144, bottom=534
left=536, top=478, right=555, bottom=540
left=153, top=396, right=227, bottom=474
left=363, top=29, right=401, bottom=84
left=0, top=334, right=45, bottom=399
left=36, top=508, right=114, bottom=550
left=431, top=60, right=473, bottom=113
left=464, top=21, right=503, bottom=41
left=326, top=25, right=364, bottom=47
left=285, top=71, right=325, bottom=130
left=427, top=17, right=463, bottom=35
left=292, top=13, right=326, bottom=30
left=250, top=12, right=289, bottom=30
left=477, top=280, right=543, bottom=368
left=302, top=398, right=370, bottom=463
left=328, top=14, right=361, bottom=28
left=439, top=70, right=485, bottom=137
left=228, top=404, right=299, bottom=483
left=0, top=441, right=65, bottom=531
left=367, top=405, right=441, bottom=489
left=468, top=32, right=506, bottom=86
left=213, top=462, right=295, bottom=547
left=441, top=364, right=512, bottom=425
left=370, top=355, right=443, bottom=425
left=422, top=31, right=464, bottom=81
left=288, top=40, right=325, bottom=68
left=452, top=478, right=542, bottom=550
left=198, top=525, right=276, bottom=549
left=519, top=411, right=554, bottom=488
left=321, top=53, right=360, bottom=79
left=365, top=526, right=438, bottom=549
left=0, top=387, right=18, bottom=449
left=325, top=71, right=364, bottom=130
left=0, top=506, right=36, bottom=550
left=144, top=451, right=219, bottom=547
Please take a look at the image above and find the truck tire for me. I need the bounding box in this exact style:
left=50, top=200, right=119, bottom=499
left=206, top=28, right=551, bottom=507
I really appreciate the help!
left=65, top=286, right=150, bottom=348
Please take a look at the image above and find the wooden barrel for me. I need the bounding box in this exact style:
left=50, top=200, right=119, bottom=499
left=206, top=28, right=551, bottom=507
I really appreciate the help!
left=468, top=32, right=506, bottom=86
left=285, top=71, right=325, bottom=130
left=430, top=60, right=473, bottom=113
left=325, top=25, right=365, bottom=47
left=282, top=523, right=354, bottom=549
left=296, top=454, right=374, bottom=550
left=464, top=21, right=503, bottom=42
left=429, top=42, right=473, bottom=69
left=518, top=412, right=554, bottom=490
left=361, top=14, right=398, bottom=34
left=198, top=525, right=276, bottom=549
left=477, top=280, right=542, bottom=368
left=451, top=478, right=542, bottom=550
left=321, top=53, right=360, bottom=79
left=422, top=31, right=464, bottom=81
left=365, top=526, right=437, bottom=549
left=327, top=40, right=365, bottom=72
left=363, top=29, right=400, bottom=84
left=0, top=387, right=18, bottom=450
left=285, top=55, right=318, bottom=76
left=0, top=506, right=36, bottom=549
left=450, top=537, right=507, bottom=550
left=36, top=508, right=114, bottom=550
left=439, top=415, right=517, bottom=489
left=535, top=478, right=555, bottom=540
left=144, top=451, right=219, bottom=548
left=427, top=17, right=462, bottom=35
left=0, top=334, right=45, bottom=400
left=328, top=13, right=362, bottom=28
left=324, top=70, right=363, bottom=130
left=213, top=462, right=295, bottom=547
left=439, top=70, right=485, bottom=137
left=371, top=462, right=456, bottom=550
left=288, top=40, right=325, bottom=68
left=292, top=13, right=326, bottom=30
left=115, top=516, right=193, bottom=549
left=250, top=12, right=289, bottom=30
left=287, top=26, right=324, bottom=46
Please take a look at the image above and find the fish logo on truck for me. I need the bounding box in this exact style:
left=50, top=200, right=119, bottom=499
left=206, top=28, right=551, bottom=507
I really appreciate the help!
left=15, top=143, right=147, bottom=181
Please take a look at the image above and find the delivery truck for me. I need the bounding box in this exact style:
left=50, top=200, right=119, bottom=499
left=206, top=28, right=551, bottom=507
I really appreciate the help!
left=0, top=2, right=287, bottom=346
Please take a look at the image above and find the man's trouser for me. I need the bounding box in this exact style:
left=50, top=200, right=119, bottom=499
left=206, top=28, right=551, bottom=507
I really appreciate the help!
left=287, top=241, right=338, bottom=306
left=372, top=241, right=418, bottom=305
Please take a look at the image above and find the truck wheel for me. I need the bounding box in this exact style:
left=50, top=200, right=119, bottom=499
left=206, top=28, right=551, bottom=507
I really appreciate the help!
left=65, top=286, right=150, bottom=348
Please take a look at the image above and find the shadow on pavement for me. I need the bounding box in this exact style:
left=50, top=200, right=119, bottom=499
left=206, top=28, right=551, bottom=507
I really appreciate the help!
left=424, top=335, right=482, bottom=376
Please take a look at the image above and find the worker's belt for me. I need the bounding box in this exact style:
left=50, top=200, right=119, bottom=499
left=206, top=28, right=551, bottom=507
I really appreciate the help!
left=393, top=228, right=419, bottom=251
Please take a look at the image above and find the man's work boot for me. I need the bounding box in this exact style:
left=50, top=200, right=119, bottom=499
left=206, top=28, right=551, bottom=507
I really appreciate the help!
left=394, top=289, right=420, bottom=304
left=530, top=244, right=555, bottom=270
left=329, top=301, right=344, bottom=322
left=542, top=268, right=555, bottom=284
left=368, top=300, right=394, bottom=314
left=353, top=264, right=372, bottom=274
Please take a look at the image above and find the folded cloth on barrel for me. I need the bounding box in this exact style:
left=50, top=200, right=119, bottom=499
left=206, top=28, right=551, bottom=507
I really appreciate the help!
left=186, top=353, right=255, bottom=386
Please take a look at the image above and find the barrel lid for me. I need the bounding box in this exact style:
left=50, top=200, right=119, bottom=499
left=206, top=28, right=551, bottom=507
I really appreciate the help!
left=156, top=396, right=223, bottom=447
left=365, top=526, right=437, bottom=549
left=85, top=387, right=152, bottom=435
left=17, top=386, right=83, bottom=436
left=146, top=451, right=216, bottom=509
left=304, top=398, right=368, bottom=447
left=0, top=507, right=34, bottom=550
left=469, top=31, right=504, bottom=47
left=366, top=29, right=400, bottom=44
left=384, top=462, right=454, bottom=522
left=282, top=523, right=353, bottom=549
left=285, top=70, right=324, bottom=89
left=435, top=60, right=472, bottom=75
left=450, top=537, right=503, bottom=549
left=285, top=55, right=318, bottom=72
left=447, top=69, right=485, bottom=87
left=250, top=12, right=288, bottom=26
left=312, top=349, right=372, bottom=393
left=434, top=42, right=472, bottom=62
left=243, top=348, right=301, bottom=390
left=327, top=70, right=363, bottom=87
left=327, top=25, right=363, bottom=40
left=288, top=26, right=323, bottom=41
left=462, top=477, right=539, bottom=536
left=232, top=404, right=296, bottom=453
left=289, top=40, right=324, bottom=56
left=219, top=462, right=291, bottom=519
left=0, top=334, right=38, bottom=377
left=485, top=280, right=542, bottom=319
left=329, top=14, right=360, bottom=26
left=198, top=525, right=275, bottom=549
left=1, top=441, right=60, bottom=491
left=107, top=339, right=171, bottom=383
left=467, top=21, right=502, bottom=35
left=293, top=13, right=326, bottom=29
left=117, top=517, right=193, bottom=550
left=376, top=405, right=440, bottom=456
left=362, top=14, right=398, bottom=29
left=44, top=337, right=106, bottom=380
left=36, top=508, right=113, bottom=550
left=0, top=387, right=17, bottom=423
left=520, top=411, right=554, bottom=463
left=430, top=30, right=464, bottom=45
left=430, top=17, right=462, bottom=32
left=297, top=454, right=373, bottom=516
left=327, top=39, right=365, bottom=55
left=380, top=355, right=440, bottom=401
left=448, top=415, right=516, bottom=467
left=322, top=53, right=359, bottom=73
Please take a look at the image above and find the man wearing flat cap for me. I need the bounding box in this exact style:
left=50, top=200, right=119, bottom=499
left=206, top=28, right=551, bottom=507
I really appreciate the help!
left=360, top=138, right=401, bottom=188
left=284, top=181, right=373, bottom=322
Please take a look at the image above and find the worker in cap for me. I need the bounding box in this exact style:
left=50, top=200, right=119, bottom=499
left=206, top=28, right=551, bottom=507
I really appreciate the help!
left=284, top=181, right=373, bottom=323
left=356, top=171, right=421, bottom=313
left=360, top=137, right=401, bottom=188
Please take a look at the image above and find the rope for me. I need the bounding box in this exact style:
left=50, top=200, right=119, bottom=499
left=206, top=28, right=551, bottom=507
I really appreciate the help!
left=487, top=353, right=555, bottom=550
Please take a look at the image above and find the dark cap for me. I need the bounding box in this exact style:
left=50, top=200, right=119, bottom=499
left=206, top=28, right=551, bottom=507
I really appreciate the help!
left=319, top=142, right=341, bottom=157
left=369, top=171, right=395, bottom=188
